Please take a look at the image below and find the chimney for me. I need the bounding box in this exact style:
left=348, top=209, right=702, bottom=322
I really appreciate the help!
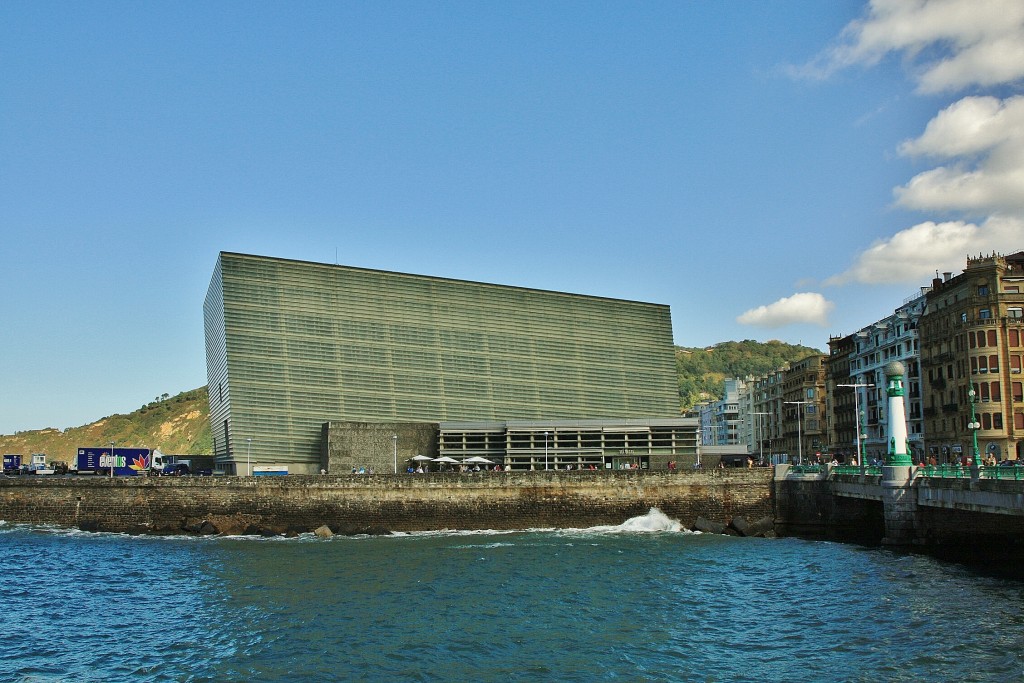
left=943, top=272, right=952, bottom=282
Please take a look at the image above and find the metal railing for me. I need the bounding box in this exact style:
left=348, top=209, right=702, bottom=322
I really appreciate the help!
left=919, top=464, right=1024, bottom=480
left=831, top=465, right=882, bottom=476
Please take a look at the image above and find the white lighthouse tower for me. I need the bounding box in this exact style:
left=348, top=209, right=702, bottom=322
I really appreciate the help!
left=884, top=361, right=912, bottom=467
left=881, top=360, right=916, bottom=545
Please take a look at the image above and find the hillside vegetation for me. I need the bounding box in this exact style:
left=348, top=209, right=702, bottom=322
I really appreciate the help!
left=1, top=340, right=821, bottom=460
left=676, top=340, right=822, bottom=410
left=0, top=388, right=212, bottom=463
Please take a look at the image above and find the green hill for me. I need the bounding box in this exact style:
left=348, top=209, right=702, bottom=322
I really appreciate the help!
left=676, top=339, right=822, bottom=410
left=0, top=387, right=212, bottom=464
left=1, top=340, right=820, bottom=461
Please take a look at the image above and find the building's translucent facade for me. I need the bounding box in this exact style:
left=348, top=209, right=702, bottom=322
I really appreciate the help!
left=204, top=252, right=681, bottom=472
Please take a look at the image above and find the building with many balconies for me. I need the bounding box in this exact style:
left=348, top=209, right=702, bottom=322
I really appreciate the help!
left=919, top=252, right=1024, bottom=463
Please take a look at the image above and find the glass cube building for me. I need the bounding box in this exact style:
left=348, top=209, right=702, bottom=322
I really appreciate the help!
left=204, top=252, right=682, bottom=473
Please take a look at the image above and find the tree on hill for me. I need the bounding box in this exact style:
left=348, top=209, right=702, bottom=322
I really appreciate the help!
left=675, top=340, right=821, bottom=410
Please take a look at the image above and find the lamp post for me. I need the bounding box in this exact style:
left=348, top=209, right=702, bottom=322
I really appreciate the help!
left=544, top=431, right=549, bottom=471
left=109, top=441, right=116, bottom=478
left=838, top=383, right=874, bottom=475
left=392, top=434, right=398, bottom=474
left=784, top=401, right=810, bottom=465
left=246, top=438, right=253, bottom=477
left=967, top=387, right=981, bottom=480
left=752, top=412, right=769, bottom=465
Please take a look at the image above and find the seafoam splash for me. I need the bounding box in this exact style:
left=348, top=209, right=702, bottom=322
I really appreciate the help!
left=576, top=507, right=687, bottom=534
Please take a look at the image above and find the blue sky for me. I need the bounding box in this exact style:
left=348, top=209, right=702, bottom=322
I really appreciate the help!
left=3, top=1, right=1023, bottom=434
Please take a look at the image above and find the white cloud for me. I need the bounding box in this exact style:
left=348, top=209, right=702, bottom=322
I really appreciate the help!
left=737, top=293, right=834, bottom=328
left=895, top=95, right=1024, bottom=213
left=813, top=0, right=1024, bottom=93
left=825, top=215, right=1024, bottom=285
left=801, top=1, right=1024, bottom=293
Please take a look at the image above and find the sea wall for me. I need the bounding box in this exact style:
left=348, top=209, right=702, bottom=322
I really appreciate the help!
left=0, top=469, right=774, bottom=536
left=773, top=476, right=885, bottom=544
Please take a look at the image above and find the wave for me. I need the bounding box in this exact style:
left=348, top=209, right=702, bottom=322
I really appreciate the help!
left=0, top=508, right=692, bottom=542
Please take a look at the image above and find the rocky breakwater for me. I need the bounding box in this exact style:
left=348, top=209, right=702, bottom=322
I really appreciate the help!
left=0, top=468, right=776, bottom=536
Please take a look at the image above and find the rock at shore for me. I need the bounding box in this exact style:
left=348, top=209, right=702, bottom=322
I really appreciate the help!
left=314, top=524, right=334, bottom=538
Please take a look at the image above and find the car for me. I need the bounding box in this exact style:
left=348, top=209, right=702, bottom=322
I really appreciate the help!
left=161, top=463, right=191, bottom=476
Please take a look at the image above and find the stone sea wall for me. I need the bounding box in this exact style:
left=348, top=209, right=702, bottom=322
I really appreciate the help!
left=0, top=469, right=774, bottom=536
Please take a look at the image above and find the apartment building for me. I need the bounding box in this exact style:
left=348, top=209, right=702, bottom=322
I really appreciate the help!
left=919, top=252, right=1024, bottom=463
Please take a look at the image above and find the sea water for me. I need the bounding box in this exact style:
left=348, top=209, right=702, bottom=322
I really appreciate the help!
left=2, top=510, right=1022, bottom=682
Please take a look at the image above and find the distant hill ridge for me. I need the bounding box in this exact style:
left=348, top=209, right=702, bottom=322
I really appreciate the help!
left=1, top=340, right=820, bottom=460
left=0, top=388, right=212, bottom=463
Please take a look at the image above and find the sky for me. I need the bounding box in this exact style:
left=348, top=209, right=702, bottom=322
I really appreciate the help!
left=2, top=0, right=1023, bottom=434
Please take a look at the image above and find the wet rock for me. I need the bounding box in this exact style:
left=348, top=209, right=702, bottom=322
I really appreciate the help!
left=314, top=525, right=334, bottom=538
left=730, top=515, right=752, bottom=536
left=692, top=516, right=727, bottom=534
left=744, top=516, right=775, bottom=537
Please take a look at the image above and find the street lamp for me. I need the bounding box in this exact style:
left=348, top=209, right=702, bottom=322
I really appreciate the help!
left=246, top=437, right=253, bottom=476
left=392, top=434, right=398, bottom=474
left=967, top=387, right=981, bottom=479
left=838, top=383, right=874, bottom=475
left=544, top=431, right=549, bottom=470
left=784, top=401, right=811, bottom=465
left=751, top=413, right=769, bottom=465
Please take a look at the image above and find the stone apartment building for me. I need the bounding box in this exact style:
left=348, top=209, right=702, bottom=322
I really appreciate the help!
left=780, top=355, right=827, bottom=464
left=919, top=252, right=1024, bottom=463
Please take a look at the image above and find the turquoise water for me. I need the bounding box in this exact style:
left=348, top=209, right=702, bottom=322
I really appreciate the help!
left=2, top=511, right=1023, bottom=682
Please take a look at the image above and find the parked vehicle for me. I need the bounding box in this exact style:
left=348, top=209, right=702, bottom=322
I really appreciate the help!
left=75, top=447, right=152, bottom=476
left=29, top=453, right=55, bottom=475
left=161, top=463, right=191, bottom=476
left=3, top=454, right=22, bottom=475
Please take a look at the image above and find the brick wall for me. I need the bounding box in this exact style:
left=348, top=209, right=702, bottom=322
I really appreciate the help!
left=0, top=469, right=774, bottom=536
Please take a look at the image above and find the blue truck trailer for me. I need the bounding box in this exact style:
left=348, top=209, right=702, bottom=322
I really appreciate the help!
left=75, top=447, right=152, bottom=476
left=3, top=454, right=22, bottom=474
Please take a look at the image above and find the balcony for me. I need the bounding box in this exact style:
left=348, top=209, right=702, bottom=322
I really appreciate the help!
left=942, top=403, right=960, bottom=413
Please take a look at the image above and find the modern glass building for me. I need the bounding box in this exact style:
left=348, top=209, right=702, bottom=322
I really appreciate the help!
left=204, top=252, right=682, bottom=473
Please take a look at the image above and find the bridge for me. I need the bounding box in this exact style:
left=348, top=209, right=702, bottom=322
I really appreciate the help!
left=777, top=463, right=1024, bottom=551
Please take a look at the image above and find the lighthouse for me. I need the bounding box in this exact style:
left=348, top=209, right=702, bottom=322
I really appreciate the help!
left=884, top=361, right=913, bottom=466
left=880, top=360, right=917, bottom=545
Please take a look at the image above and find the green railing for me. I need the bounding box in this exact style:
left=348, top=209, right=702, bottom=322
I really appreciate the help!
left=920, top=464, right=1024, bottom=480
left=831, top=465, right=882, bottom=476
left=920, top=464, right=972, bottom=479
left=981, top=464, right=1024, bottom=480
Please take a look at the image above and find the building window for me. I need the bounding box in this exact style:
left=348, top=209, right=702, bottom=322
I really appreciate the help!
left=978, top=285, right=989, bottom=295
left=1013, top=382, right=1023, bottom=402
left=1011, top=330, right=1021, bottom=347
left=994, top=413, right=1003, bottom=429
left=1012, top=355, right=1022, bottom=374
left=1009, top=307, right=1023, bottom=319
left=982, top=413, right=992, bottom=430
left=980, top=309, right=992, bottom=319
left=988, top=329, right=998, bottom=347
left=990, top=354, right=999, bottom=373
left=992, top=381, right=1001, bottom=401
left=977, top=331, right=986, bottom=347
